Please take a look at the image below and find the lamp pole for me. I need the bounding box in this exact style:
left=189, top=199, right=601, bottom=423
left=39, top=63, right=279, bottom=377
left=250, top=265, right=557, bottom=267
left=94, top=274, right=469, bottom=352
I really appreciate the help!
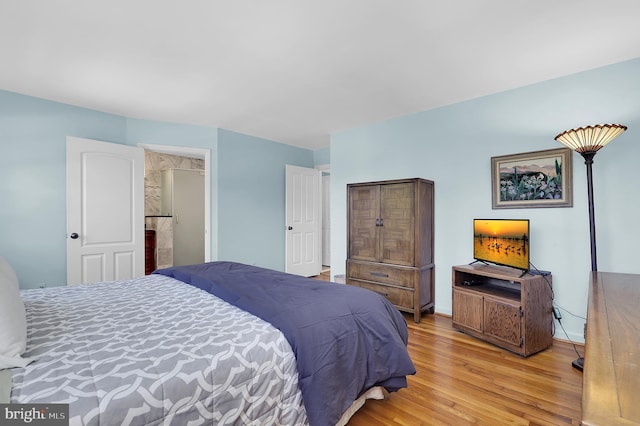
left=581, top=152, right=597, bottom=272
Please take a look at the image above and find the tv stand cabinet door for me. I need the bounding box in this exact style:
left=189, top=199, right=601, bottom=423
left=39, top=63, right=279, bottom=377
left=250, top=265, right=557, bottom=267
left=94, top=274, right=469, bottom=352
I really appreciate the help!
left=483, top=296, right=522, bottom=349
left=452, top=288, right=483, bottom=333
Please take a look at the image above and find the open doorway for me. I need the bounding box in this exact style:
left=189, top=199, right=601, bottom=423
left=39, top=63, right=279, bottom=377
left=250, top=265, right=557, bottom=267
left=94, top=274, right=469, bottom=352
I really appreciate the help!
left=139, top=144, right=211, bottom=271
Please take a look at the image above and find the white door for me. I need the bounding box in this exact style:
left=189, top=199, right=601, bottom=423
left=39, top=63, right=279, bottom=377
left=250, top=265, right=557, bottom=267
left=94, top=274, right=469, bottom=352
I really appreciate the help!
left=67, top=137, right=145, bottom=285
left=285, top=165, right=321, bottom=276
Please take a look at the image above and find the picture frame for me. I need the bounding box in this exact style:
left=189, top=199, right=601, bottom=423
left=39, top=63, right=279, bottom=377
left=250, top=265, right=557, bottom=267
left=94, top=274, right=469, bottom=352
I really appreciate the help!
left=491, top=147, right=573, bottom=209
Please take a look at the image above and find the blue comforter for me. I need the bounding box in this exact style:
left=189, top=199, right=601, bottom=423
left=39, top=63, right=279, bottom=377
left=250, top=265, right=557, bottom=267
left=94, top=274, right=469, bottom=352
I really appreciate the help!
left=155, top=261, right=416, bottom=426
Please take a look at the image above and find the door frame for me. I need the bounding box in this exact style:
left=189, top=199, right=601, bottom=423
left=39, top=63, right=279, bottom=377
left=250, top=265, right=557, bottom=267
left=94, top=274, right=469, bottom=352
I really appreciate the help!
left=316, top=164, right=330, bottom=271
left=138, top=143, right=212, bottom=262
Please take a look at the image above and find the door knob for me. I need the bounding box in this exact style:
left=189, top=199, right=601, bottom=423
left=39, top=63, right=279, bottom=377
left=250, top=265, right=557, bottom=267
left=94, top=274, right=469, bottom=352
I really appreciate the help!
left=287, top=226, right=293, bottom=230
left=70, top=233, right=79, bottom=239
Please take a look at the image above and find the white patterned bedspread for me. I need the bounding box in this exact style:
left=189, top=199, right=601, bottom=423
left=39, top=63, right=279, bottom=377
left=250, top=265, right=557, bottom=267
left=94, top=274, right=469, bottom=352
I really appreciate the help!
left=11, top=274, right=308, bottom=426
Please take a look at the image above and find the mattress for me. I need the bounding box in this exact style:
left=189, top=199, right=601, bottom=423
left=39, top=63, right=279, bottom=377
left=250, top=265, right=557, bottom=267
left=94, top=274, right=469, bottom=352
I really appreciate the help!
left=10, top=274, right=308, bottom=425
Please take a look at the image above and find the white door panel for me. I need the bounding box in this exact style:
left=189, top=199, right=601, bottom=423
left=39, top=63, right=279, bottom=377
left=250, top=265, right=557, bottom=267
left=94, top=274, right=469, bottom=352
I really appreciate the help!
left=67, top=137, right=145, bottom=285
left=285, top=165, right=321, bottom=277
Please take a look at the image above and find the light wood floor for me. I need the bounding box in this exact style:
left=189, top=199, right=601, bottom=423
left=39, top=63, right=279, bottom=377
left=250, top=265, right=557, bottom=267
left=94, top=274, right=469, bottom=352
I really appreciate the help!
left=313, top=271, right=583, bottom=425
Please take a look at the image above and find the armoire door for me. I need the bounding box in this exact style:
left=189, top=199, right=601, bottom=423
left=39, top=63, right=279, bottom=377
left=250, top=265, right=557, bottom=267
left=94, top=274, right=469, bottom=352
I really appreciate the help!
left=379, top=182, right=415, bottom=266
left=348, top=184, right=380, bottom=262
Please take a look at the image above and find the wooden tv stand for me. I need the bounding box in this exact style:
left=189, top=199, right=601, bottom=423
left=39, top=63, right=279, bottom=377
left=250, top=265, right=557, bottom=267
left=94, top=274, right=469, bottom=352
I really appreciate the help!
left=451, top=264, right=553, bottom=357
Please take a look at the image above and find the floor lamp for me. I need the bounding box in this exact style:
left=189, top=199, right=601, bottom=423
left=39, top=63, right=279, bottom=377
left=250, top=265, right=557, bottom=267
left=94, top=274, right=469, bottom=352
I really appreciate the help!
left=554, top=123, right=627, bottom=371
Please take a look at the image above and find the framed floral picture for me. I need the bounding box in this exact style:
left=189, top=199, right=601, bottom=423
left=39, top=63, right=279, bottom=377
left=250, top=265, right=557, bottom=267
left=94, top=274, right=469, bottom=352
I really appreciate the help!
left=491, top=148, right=573, bottom=209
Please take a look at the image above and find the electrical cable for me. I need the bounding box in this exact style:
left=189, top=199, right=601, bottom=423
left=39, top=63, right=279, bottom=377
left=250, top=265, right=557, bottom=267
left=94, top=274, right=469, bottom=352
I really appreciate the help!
left=557, top=306, right=586, bottom=321
left=528, top=261, right=554, bottom=299
left=529, top=261, right=584, bottom=360
left=555, top=315, right=584, bottom=360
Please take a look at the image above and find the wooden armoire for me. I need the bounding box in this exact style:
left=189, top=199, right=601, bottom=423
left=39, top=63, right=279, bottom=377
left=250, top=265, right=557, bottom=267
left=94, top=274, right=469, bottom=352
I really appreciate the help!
left=346, top=178, right=435, bottom=322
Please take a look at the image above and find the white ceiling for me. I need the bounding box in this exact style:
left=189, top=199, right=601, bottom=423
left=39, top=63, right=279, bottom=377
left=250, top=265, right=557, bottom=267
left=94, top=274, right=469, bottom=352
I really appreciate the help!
left=2, top=1, right=640, bottom=150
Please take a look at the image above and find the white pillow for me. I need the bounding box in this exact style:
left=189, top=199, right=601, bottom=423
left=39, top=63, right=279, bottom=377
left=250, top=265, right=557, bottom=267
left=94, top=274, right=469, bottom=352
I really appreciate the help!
left=0, top=256, right=33, bottom=369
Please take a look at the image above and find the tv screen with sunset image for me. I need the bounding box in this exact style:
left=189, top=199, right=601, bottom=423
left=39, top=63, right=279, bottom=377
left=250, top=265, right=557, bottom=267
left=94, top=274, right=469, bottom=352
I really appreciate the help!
left=473, top=219, right=530, bottom=271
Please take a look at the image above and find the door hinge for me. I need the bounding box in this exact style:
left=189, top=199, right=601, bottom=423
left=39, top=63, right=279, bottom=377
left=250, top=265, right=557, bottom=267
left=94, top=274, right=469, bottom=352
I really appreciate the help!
left=520, top=337, right=524, bottom=347
left=520, top=307, right=524, bottom=317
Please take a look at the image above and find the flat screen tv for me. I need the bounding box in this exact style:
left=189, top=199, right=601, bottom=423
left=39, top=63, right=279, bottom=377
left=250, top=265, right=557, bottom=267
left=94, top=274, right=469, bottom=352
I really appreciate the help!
left=473, top=219, right=529, bottom=272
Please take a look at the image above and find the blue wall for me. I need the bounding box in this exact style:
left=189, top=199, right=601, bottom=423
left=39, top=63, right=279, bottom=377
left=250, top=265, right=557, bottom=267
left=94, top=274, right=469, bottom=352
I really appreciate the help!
left=0, top=91, right=127, bottom=288
left=217, top=129, right=314, bottom=270
left=313, top=147, right=330, bottom=166
left=0, top=91, right=314, bottom=288
left=330, top=58, right=640, bottom=343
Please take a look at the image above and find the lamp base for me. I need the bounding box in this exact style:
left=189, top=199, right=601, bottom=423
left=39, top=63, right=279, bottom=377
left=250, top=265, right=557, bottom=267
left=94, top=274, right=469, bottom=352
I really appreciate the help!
left=572, top=357, right=584, bottom=371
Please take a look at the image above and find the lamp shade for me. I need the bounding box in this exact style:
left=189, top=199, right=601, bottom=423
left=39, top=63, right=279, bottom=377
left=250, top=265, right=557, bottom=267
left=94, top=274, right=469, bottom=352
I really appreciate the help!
left=554, top=124, right=627, bottom=154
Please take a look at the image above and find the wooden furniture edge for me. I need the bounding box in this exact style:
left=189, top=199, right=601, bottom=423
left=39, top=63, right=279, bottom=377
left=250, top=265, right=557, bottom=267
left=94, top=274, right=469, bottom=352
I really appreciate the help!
left=582, top=271, right=640, bottom=426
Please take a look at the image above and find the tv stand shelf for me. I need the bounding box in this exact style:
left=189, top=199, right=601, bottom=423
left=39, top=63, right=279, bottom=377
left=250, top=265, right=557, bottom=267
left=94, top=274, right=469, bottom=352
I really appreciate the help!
left=464, top=283, right=520, bottom=301
left=452, top=264, right=553, bottom=357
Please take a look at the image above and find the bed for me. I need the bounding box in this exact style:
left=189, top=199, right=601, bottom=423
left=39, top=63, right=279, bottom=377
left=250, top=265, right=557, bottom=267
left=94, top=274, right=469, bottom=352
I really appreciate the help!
left=2, top=260, right=416, bottom=426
